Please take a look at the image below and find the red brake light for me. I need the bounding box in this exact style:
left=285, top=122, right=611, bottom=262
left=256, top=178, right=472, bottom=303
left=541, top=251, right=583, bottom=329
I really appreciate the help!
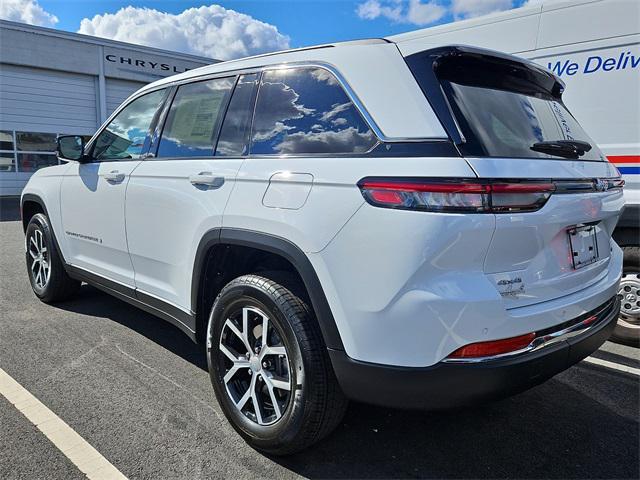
left=362, top=181, right=489, bottom=194
left=447, top=333, right=536, bottom=359
left=369, top=189, right=404, bottom=205
left=358, top=178, right=555, bottom=213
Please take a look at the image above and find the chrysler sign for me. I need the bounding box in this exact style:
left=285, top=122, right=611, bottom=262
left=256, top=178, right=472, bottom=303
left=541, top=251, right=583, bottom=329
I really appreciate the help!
left=102, top=46, right=212, bottom=81
left=105, top=54, right=190, bottom=74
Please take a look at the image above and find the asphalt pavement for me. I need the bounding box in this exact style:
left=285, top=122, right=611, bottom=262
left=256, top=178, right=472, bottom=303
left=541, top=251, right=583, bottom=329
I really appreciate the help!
left=1, top=215, right=638, bottom=479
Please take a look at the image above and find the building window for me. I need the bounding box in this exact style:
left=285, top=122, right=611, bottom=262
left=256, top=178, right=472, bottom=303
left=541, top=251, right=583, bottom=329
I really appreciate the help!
left=0, top=131, right=65, bottom=174
left=0, top=131, right=14, bottom=150
left=17, top=153, right=58, bottom=172
left=0, top=154, right=15, bottom=172
left=0, top=131, right=98, bottom=175
left=15, top=131, right=58, bottom=172
left=16, top=132, right=57, bottom=152
left=0, top=131, right=16, bottom=172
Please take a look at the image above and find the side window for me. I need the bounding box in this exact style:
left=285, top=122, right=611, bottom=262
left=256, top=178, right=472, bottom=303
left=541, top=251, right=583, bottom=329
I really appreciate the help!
left=93, top=89, right=167, bottom=161
left=215, top=73, right=259, bottom=156
left=157, top=77, right=235, bottom=158
left=250, top=67, right=377, bottom=155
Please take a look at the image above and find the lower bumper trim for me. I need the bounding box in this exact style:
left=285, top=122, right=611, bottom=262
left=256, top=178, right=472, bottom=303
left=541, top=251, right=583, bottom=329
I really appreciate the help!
left=329, top=296, right=620, bottom=410
left=443, top=297, right=617, bottom=363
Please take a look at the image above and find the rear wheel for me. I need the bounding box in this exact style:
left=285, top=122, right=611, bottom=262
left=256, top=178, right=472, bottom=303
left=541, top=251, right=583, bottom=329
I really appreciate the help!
left=207, top=273, right=347, bottom=455
left=612, top=246, right=640, bottom=347
left=25, top=213, right=80, bottom=303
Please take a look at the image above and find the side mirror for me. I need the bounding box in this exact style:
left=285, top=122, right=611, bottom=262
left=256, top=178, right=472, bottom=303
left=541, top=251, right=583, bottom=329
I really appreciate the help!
left=57, top=135, right=87, bottom=161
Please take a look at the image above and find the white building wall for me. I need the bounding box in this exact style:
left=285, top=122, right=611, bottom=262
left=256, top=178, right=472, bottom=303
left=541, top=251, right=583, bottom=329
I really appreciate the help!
left=0, top=19, right=217, bottom=196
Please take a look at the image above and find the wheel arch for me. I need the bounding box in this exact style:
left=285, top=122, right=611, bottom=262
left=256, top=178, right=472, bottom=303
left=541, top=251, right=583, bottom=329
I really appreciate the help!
left=192, top=228, right=345, bottom=351
left=21, top=193, right=48, bottom=233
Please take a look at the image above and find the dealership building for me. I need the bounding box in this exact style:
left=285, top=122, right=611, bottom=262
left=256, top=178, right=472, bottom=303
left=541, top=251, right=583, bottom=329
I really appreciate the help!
left=0, top=19, right=217, bottom=196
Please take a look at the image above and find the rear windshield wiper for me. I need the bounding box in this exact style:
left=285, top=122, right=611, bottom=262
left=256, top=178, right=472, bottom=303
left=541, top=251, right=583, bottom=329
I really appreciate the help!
left=530, top=140, right=592, bottom=159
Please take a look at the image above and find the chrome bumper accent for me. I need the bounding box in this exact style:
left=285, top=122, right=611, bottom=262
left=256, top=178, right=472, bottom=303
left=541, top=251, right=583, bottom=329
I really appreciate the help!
left=442, top=298, right=617, bottom=364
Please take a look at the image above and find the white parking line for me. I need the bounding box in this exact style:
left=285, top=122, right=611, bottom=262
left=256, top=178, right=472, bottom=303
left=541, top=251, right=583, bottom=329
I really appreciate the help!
left=584, top=356, right=640, bottom=376
left=0, top=368, right=128, bottom=480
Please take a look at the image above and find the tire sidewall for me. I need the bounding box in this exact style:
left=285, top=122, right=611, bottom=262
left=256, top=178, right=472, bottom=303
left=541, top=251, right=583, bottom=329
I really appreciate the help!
left=25, top=213, right=55, bottom=299
left=207, top=280, right=309, bottom=449
left=613, top=246, right=640, bottom=346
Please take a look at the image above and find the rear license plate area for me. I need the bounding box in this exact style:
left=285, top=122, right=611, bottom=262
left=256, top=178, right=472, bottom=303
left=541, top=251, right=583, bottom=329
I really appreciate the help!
left=568, top=225, right=599, bottom=269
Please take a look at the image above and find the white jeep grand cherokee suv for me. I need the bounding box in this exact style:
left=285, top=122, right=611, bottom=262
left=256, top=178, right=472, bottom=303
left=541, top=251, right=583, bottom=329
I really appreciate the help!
left=21, top=41, right=624, bottom=454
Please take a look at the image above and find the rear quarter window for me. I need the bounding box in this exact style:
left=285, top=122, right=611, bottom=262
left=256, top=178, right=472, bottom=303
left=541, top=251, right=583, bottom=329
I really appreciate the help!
left=250, top=67, right=377, bottom=155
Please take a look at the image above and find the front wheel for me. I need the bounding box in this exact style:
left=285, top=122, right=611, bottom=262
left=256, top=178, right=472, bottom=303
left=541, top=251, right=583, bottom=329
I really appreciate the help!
left=612, top=246, right=640, bottom=347
left=207, top=273, right=347, bottom=455
left=25, top=213, right=80, bottom=303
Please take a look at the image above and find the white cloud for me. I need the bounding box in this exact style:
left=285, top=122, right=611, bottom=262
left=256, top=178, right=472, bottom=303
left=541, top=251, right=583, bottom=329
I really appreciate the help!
left=356, top=0, right=446, bottom=26
left=0, top=0, right=58, bottom=27
left=276, top=127, right=376, bottom=155
left=77, top=4, right=290, bottom=61
left=451, top=0, right=513, bottom=19
left=357, top=0, right=404, bottom=22
left=407, top=0, right=448, bottom=24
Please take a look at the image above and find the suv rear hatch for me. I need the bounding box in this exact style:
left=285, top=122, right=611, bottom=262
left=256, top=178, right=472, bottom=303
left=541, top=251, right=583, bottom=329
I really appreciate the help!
left=404, top=46, right=624, bottom=309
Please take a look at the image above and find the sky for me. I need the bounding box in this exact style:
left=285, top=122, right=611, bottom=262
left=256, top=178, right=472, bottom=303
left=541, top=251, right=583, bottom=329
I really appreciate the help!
left=0, top=0, right=537, bottom=60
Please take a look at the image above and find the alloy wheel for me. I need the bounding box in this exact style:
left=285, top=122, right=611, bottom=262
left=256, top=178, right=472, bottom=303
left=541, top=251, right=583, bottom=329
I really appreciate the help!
left=218, top=306, right=292, bottom=426
left=28, top=228, right=50, bottom=290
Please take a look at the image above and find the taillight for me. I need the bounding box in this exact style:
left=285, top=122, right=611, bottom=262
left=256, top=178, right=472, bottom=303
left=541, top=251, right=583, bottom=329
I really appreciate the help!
left=607, top=178, right=625, bottom=190
left=447, top=333, right=536, bottom=359
left=358, top=178, right=555, bottom=213
left=490, top=182, right=555, bottom=212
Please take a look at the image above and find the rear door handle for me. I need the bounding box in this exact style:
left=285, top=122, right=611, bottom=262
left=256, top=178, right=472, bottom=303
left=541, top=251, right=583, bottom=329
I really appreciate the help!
left=103, top=170, right=125, bottom=183
left=189, top=172, right=224, bottom=188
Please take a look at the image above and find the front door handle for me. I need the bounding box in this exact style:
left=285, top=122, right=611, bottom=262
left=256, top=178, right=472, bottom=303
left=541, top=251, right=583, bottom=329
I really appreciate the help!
left=189, top=172, right=224, bottom=188
left=103, top=170, right=125, bottom=183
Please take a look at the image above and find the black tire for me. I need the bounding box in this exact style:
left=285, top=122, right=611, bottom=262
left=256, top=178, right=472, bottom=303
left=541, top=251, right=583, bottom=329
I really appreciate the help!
left=611, top=246, right=640, bottom=347
left=207, top=273, right=347, bottom=455
left=25, top=213, right=80, bottom=303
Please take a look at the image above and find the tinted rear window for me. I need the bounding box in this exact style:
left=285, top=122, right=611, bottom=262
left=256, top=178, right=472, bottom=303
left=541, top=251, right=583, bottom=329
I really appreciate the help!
left=443, top=83, right=604, bottom=161
left=412, top=50, right=605, bottom=161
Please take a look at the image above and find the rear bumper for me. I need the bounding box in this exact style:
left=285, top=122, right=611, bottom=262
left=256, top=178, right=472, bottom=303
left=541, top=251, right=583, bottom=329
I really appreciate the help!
left=329, top=297, right=619, bottom=410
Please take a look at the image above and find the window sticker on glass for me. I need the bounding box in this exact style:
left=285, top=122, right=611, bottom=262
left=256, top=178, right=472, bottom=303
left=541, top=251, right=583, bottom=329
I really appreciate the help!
left=158, top=77, right=234, bottom=158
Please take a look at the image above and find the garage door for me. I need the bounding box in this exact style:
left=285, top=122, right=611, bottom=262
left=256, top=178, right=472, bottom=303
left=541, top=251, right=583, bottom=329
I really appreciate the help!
left=0, top=64, right=97, bottom=135
left=105, top=78, right=145, bottom=117
left=0, top=64, right=98, bottom=196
